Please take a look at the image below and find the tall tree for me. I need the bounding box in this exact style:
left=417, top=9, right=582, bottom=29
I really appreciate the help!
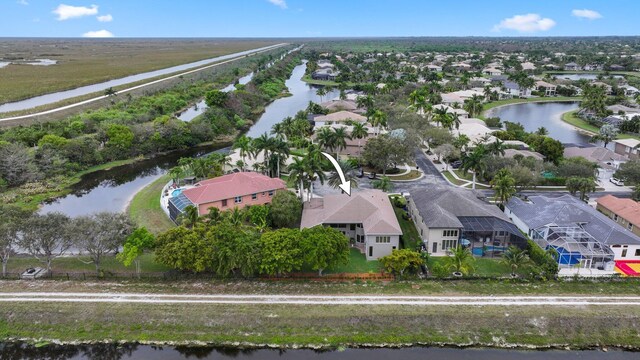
left=463, top=94, right=484, bottom=118
left=0, top=205, right=30, bottom=277
left=491, top=168, right=517, bottom=205
left=350, top=122, right=369, bottom=152
left=233, top=135, right=253, bottom=165
left=590, top=124, right=618, bottom=148
left=19, top=212, right=71, bottom=272
left=259, top=228, right=303, bottom=276
left=328, top=160, right=359, bottom=193
left=461, top=145, right=488, bottom=190
left=117, top=227, right=155, bottom=279
left=300, top=226, right=350, bottom=276
left=269, top=190, right=303, bottom=228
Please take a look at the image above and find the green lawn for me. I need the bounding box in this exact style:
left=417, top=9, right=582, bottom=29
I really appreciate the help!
left=328, top=248, right=382, bottom=273
left=387, top=170, right=422, bottom=181
left=443, top=171, right=467, bottom=186
left=6, top=253, right=170, bottom=275
left=127, top=174, right=175, bottom=235
left=390, top=201, right=421, bottom=250
left=453, top=169, right=474, bottom=181
left=428, top=257, right=512, bottom=277
left=562, top=109, right=640, bottom=140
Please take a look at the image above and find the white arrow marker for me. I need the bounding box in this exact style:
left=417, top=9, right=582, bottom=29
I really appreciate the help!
left=321, top=152, right=351, bottom=196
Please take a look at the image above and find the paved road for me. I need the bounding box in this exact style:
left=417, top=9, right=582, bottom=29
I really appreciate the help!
left=2, top=292, right=640, bottom=306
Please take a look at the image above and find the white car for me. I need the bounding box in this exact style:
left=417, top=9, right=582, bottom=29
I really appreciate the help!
left=610, top=178, right=624, bottom=186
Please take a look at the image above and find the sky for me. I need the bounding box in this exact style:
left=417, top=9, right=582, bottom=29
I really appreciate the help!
left=0, top=0, right=638, bottom=38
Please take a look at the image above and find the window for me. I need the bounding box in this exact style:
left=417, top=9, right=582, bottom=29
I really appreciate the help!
left=622, top=249, right=628, bottom=257
left=375, top=236, right=391, bottom=243
left=442, top=230, right=458, bottom=237
left=629, top=223, right=634, bottom=231
left=635, top=249, right=640, bottom=257
left=432, top=242, right=437, bottom=253
left=251, top=193, right=257, bottom=200
left=221, top=199, right=228, bottom=207
left=262, top=192, right=266, bottom=197
left=442, top=239, right=457, bottom=251
left=234, top=196, right=242, bottom=204
left=614, top=214, right=619, bottom=222
left=268, top=190, right=274, bottom=196
left=350, top=224, right=356, bottom=231
left=369, top=246, right=373, bottom=257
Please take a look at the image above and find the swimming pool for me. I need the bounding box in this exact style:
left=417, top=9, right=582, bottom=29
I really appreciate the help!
left=171, top=189, right=183, bottom=197
left=472, top=245, right=508, bottom=256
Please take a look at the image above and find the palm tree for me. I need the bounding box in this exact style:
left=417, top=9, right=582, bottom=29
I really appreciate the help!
left=225, top=207, right=245, bottom=227
left=332, top=127, right=351, bottom=158
left=491, top=168, right=516, bottom=206
left=304, top=144, right=327, bottom=202
left=463, top=94, right=484, bottom=118
left=461, top=145, right=487, bottom=190
left=328, top=160, right=359, bottom=193
left=179, top=205, right=200, bottom=228
left=535, top=127, right=549, bottom=136
left=316, top=87, right=327, bottom=102
left=486, top=139, right=505, bottom=156
left=233, top=135, right=252, bottom=165
left=206, top=207, right=222, bottom=225
left=432, top=106, right=450, bottom=128
left=288, top=157, right=309, bottom=200
left=356, top=95, right=375, bottom=118
left=235, top=160, right=246, bottom=172
left=271, top=137, right=290, bottom=178
left=252, top=133, right=276, bottom=176
left=169, top=166, right=185, bottom=186
left=350, top=123, right=368, bottom=152
left=370, top=109, right=388, bottom=135
left=501, top=246, right=531, bottom=276
left=316, top=127, right=336, bottom=154
left=372, top=176, right=393, bottom=192
left=444, top=245, right=475, bottom=275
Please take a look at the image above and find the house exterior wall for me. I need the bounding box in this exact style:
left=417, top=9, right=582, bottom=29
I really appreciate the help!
left=610, top=244, right=640, bottom=261
left=503, top=207, right=532, bottom=236
left=406, top=196, right=462, bottom=256
left=426, top=228, right=462, bottom=256
left=197, top=190, right=277, bottom=215
left=614, top=143, right=640, bottom=160
left=597, top=204, right=640, bottom=237
left=364, top=234, right=399, bottom=260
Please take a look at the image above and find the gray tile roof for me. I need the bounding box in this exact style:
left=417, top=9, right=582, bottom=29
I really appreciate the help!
left=506, top=195, right=640, bottom=246
left=410, top=185, right=510, bottom=228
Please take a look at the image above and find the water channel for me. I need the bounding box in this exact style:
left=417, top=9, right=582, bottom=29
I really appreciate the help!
left=0, top=343, right=636, bottom=359
left=39, top=60, right=337, bottom=216
left=0, top=44, right=284, bottom=113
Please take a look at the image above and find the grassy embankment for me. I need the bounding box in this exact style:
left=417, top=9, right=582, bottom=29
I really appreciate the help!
left=2, top=300, right=640, bottom=349
left=127, top=174, right=175, bottom=235
left=561, top=110, right=640, bottom=141
left=0, top=39, right=278, bottom=105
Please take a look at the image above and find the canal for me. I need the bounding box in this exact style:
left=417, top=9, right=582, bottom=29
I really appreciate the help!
left=39, top=60, right=337, bottom=217
left=0, top=343, right=636, bottom=359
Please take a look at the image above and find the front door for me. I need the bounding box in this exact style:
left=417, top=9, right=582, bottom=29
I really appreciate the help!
left=369, top=246, right=373, bottom=258
left=432, top=242, right=437, bottom=253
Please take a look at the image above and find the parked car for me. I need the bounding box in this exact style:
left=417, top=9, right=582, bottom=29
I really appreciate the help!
left=450, top=160, right=462, bottom=169
left=610, top=177, right=624, bottom=186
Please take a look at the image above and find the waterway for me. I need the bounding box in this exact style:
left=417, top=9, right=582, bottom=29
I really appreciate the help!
left=551, top=73, right=623, bottom=81
left=0, top=343, right=636, bottom=359
left=485, top=101, right=589, bottom=145
left=176, top=71, right=254, bottom=122
left=39, top=60, right=336, bottom=216
left=0, top=44, right=284, bottom=113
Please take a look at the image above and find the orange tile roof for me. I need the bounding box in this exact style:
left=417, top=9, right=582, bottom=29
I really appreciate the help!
left=596, top=195, right=640, bottom=228
left=183, top=172, right=286, bottom=205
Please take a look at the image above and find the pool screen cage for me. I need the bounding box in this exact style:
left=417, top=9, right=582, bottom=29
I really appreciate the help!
left=531, top=225, right=614, bottom=269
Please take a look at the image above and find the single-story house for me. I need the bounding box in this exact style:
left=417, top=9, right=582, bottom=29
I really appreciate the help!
left=607, top=105, right=640, bottom=117
left=521, top=62, right=536, bottom=71
left=483, top=67, right=502, bottom=76
left=455, top=118, right=496, bottom=145
left=613, top=138, right=640, bottom=160
left=563, top=146, right=626, bottom=172
left=300, top=190, right=403, bottom=260
left=168, top=172, right=286, bottom=222
left=312, top=68, right=339, bottom=81
left=503, top=148, right=545, bottom=161
left=313, top=110, right=367, bottom=126
left=408, top=186, right=526, bottom=257
left=505, top=195, right=640, bottom=273
left=320, top=99, right=361, bottom=113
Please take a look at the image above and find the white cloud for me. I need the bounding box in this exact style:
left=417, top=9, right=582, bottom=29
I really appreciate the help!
left=82, top=29, right=114, bottom=38
left=17, top=0, right=29, bottom=5
left=53, top=4, right=98, bottom=21
left=492, top=13, right=556, bottom=33
left=97, top=14, right=113, bottom=22
left=572, top=9, right=602, bottom=20
left=267, top=0, right=287, bottom=9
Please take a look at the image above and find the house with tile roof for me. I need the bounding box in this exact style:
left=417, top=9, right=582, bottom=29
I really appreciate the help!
left=168, top=172, right=286, bottom=222
left=313, top=111, right=367, bottom=127
left=300, top=190, right=402, bottom=260
left=505, top=194, right=640, bottom=274
left=597, top=195, right=640, bottom=239
left=407, top=186, right=526, bottom=257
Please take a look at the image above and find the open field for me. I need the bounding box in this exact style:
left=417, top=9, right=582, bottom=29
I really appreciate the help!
left=0, top=38, right=279, bottom=104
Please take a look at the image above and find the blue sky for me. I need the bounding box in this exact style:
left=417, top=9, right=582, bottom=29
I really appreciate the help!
left=0, top=0, right=638, bottom=38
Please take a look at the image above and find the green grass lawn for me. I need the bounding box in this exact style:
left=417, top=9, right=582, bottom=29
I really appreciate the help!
left=6, top=253, right=170, bottom=275
left=443, top=171, right=467, bottom=186
left=127, top=174, right=175, bottom=235
left=387, top=170, right=422, bottom=181
left=390, top=201, right=421, bottom=250
left=453, top=169, right=474, bottom=181
left=327, top=248, right=382, bottom=273
left=561, top=109, right=640, bottom=140
left=428, top=256, right=512, bottom=277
